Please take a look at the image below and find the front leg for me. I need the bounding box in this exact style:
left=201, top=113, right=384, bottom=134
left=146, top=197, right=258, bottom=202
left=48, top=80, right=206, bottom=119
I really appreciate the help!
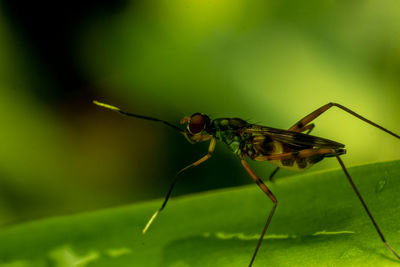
left=142, top=137, right=217, bottom=234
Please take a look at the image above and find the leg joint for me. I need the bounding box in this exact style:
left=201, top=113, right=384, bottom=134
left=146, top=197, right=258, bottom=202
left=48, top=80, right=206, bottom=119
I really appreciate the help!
left=271, top=194, right=278, bottom=205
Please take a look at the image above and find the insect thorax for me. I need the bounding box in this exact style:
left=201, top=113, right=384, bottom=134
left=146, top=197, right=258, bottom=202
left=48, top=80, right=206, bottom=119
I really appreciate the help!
left=211, top=118, right=250, bottom=156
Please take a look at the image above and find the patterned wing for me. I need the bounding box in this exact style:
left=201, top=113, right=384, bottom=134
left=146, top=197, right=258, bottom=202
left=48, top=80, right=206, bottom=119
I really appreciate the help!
left=241, top=125, right=345, bottom=149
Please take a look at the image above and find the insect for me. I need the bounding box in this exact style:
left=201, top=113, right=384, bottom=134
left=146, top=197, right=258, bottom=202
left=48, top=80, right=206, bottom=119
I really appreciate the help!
left=93, top=100, right=399, bottom=266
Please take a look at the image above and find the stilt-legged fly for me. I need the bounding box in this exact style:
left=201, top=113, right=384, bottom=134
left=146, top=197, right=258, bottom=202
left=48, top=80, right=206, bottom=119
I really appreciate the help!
left=93, top=100, right=399, bottom=266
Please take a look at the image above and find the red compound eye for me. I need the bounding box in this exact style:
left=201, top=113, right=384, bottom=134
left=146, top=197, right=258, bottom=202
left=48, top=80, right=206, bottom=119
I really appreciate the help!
left=189, top=113, right=205, bottom=134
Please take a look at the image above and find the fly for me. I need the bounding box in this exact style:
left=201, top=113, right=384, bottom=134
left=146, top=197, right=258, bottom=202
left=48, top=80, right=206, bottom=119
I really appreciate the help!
left=93, top=100, right=400, bottom=266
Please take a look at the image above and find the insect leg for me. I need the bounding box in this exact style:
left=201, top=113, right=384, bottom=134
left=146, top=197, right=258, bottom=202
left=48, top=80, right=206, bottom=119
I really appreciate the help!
left=336, top=155, right=400, bottom=259
left=299, top=123, right=315, bottom=134
left=268, top=167, right=280, bottom=182
left=289, top=103, right=399, bottom=139
left=142, top=137, right=217, bottom=234
left=241, top=158, right=278, bottom=267
left=268, top=123, right=316, bottom=181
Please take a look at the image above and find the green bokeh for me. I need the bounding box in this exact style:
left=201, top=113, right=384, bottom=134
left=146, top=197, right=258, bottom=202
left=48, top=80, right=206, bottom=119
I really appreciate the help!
left=0, top=1, right=399, bottom=227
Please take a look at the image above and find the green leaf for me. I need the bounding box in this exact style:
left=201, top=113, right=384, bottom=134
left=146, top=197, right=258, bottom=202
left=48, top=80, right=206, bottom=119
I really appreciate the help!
left=1, top=160, right=400, bottom=267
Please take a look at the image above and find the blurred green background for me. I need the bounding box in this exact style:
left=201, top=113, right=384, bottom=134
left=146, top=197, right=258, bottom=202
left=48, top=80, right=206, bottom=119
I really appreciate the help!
left=0, top=0, right=399, bottom=227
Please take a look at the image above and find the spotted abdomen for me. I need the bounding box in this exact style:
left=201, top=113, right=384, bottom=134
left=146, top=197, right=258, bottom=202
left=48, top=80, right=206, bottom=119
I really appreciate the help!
left=244, top=134, right=344, bottom=170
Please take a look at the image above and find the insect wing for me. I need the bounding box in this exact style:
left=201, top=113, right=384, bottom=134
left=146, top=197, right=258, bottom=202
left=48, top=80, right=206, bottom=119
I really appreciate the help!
left=242, top=125, right=345, bottom=148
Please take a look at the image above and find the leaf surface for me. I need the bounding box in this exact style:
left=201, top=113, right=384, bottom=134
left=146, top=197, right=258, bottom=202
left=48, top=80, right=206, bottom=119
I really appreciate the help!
left=1, top=161, right=400, bottom=267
